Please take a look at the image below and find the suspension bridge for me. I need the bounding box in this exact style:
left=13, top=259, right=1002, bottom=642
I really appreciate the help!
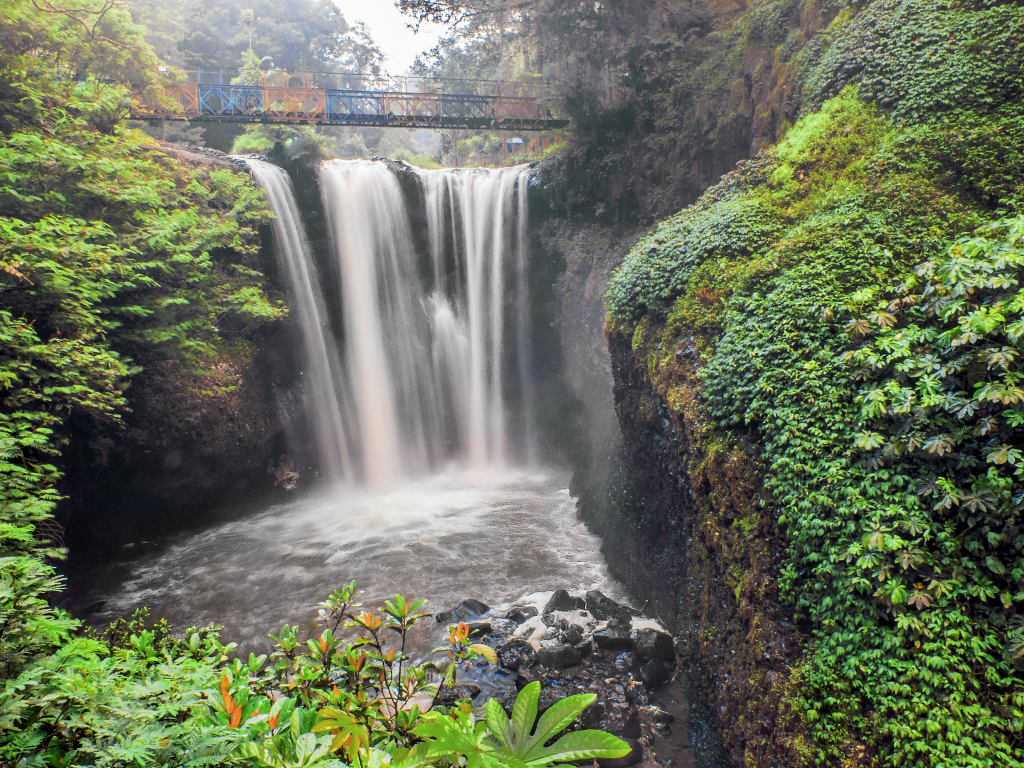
left=132, top=70, right=569, bottom=131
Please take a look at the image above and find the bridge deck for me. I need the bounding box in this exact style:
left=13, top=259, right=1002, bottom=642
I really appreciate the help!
left=133, top=76, right=568, bottom=131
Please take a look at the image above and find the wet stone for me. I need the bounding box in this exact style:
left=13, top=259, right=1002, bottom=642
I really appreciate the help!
left=505, top=605, right=539, bottom=624
left=541, top=613, right=569, bottom=630
left=434, top=683, right=482, bottom=706
left=632, top=628, right=675, bottom=662
left=640, top=659, right=674, bottom=689
left=543, top=589, right=585, bottom=614
left=594, top=626, right=633, bottom=651
left=586, top=590, right=635, bottom=624
left=435, top=598, right=490, bottom=624
left=535, top=643, right=582, bottom=669
left=497, top=638, right=536, bottom=670
left=514, top=666, right=545, bottom=690
left=465, top=621, right=492, bottom=637
left=563, top=623, right=584, bottom=646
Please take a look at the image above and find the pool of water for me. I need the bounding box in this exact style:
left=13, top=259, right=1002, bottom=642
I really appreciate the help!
left=63, top=467, right=627, bottom=660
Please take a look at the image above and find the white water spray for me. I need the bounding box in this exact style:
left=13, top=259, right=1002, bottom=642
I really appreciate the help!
left=319, top=160, right=534, bottom=484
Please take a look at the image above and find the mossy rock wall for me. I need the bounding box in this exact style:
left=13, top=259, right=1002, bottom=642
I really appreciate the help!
left=591, top=2, right=1024, bottom=765
left=601, top=328, right=813, bottom=766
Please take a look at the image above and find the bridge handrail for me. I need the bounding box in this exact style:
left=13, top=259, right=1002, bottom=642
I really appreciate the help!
left=160, top=68, right=551, bottom=98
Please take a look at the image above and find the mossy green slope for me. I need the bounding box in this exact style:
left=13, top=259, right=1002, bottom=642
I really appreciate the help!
left=606, top=1, right=1024, bottom=764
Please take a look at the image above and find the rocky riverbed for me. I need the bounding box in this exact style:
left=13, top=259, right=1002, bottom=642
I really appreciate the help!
left=432, top=588, right=725, bottom=768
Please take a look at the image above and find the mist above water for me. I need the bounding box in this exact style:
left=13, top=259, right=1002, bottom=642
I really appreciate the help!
left=86, top=469, right=624, bottom=659
left=79, top=159, right=620, bottom=657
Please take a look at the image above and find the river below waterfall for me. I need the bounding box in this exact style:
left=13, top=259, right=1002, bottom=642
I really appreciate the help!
left=63, top=467, right=626, bottom=660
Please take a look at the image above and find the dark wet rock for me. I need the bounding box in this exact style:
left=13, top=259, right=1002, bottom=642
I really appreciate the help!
left=497, top=638, right=536, bottom=670
left=466, top=621, right=492, bottom=636
left=486, top=618, right=518, bottom=638
left=614, top=652, right=636, bottom=673
left=640, top=659, right=674, bottom=688
left=514, top=666, right=545, bottom=690
left=594, top=626, right=633, bottom=651
left=632, top=628, right=675, bottom=662
left=535, top=643, right=582, bottom=669
left=576, top=638, right=595, bottom=657
left=435, top=599, right=490, bottom=624
left=505, top=605, right=539, bottom=624
left=543, top=589, right=585, bottom=614
left=541, top=613, right=570, bottom=633
left=564, top=623, right=584, bottom=646
left=585, top=591, right=634, bottom=624
left=434, top=683, right=482, bottom=706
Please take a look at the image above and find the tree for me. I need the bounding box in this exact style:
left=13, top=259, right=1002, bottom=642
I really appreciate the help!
left=179, top=0, right=383, bottom=73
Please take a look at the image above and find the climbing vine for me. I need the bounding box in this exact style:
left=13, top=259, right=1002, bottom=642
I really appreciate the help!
left=605, top=2, right=1024, bottom=758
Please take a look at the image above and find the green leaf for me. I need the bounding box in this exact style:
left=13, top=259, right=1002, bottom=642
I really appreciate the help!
left=486, top=698, right=514, bottom=752
left=525, top=694, right=597, bottom=755
left=511, top=681, right=540, bottom=753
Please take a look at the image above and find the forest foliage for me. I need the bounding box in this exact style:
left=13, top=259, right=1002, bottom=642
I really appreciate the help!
left=606, top=1, right=1024, bottom=765
left=0, top=2, right=628, bottom=766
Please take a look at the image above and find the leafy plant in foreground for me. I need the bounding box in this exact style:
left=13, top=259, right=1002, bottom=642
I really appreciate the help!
left=406, top=682, right=630, bottom=768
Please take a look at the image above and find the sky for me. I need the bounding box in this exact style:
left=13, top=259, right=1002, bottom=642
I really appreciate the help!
left=334, top=1, right=449, bottom=74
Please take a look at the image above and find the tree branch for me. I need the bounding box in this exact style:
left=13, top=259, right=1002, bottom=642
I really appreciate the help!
left=30, top=0, right=130, bottom=51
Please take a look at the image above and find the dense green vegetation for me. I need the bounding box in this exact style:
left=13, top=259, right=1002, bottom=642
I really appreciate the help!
left=0, top=3, right=628, bottom=766
left=606, top=1, right=1024, bottom=764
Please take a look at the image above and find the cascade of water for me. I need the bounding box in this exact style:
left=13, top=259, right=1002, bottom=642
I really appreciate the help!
left=244, top=159, right=353, bottom=480
left=319, top=160, right=435, bottom=486
left=319, top=160, right=534, bottom=484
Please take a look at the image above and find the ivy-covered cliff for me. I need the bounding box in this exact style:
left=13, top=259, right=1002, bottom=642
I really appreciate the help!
left=595, top=0, right=1024, bottom=765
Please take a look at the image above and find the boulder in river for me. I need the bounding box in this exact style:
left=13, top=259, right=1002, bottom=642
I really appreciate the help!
left=594, top=625, right=633, bottom=651
left=434, top=683, right=482, bottom=706
left=563, top=623, right=584, bottom=646
left=535, top=643, right=582, bottom=669
left=639, top=659, right=674, bottom=688
left=585, top=590, right=634, bottom=624
left=543, top=589, right=585, bottom=614
left=505, top=605, right=539, bottom=624
left=497, top=638, right=536, bottom=670
left=465, top=621, right=492, bottom=636
left=435, top=598, right=490, bottom=624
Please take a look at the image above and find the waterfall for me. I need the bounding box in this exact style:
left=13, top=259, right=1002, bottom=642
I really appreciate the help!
left=245, top=159, right=353, bottom=481
left=320, top=160, right=534, bottom=485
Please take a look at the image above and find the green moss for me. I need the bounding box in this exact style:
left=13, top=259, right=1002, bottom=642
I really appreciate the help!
left=606, top=3, right=1024, bottom=759
left=799, top=0, right=1024, bottom=122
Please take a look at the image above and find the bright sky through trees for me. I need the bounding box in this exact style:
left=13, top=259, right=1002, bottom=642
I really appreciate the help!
left=334, top=0, right=446, bottom=73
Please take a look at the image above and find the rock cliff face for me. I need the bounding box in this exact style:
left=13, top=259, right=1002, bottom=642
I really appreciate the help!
left=579, top=2, right=1024, bottom=764
left=593, top=330, right=811, bottom=767
left=544, top=213, right=814, bottom=765
left=59, top=149, right=305, bottom=556
left=61, top=301, right=302, bottom=557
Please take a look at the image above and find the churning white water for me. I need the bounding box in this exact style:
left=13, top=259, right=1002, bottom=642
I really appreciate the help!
left=77, top=160, right=620, bottom=661
left=84, top=469, right=625, bottom=659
